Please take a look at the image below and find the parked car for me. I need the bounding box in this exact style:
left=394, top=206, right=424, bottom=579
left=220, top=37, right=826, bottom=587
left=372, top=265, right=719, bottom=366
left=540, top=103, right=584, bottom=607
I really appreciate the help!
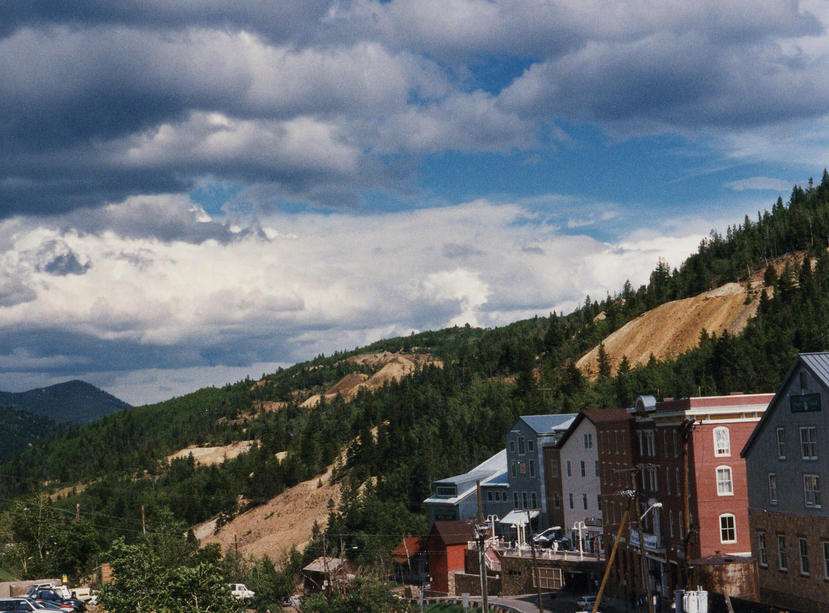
left=532, top=527, right=559, bottom=547
left=0, top=598, right=38, bottom=611
left=228, top=583, right=255, bottom=600
left=576, top=594, right=597, bottom=610
left=23, top=589, right=78, bottom=613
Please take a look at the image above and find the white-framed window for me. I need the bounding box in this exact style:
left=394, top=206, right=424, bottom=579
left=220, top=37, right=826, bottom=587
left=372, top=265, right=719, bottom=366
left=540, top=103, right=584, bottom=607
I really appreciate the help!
left=645, top=430, right=656, bottom=456
left=804, top=474, right=821, bottom=508
left=800, top=426, right=818, bottom=460
left=714, top=426, right=731, bottom=456
left=823, top=542, right=829, bottom=579
left=719, top=514, right=736, bottom=543
left=778, top=534, right=788, bottom=570
left=768, top=473, right=777, bottom=504
left=776, top=427, right=786, bottom=459
left=799, top=538, right=810, bottom=576
left=716, top=466, right=734, bottom=496
left=649, top=466, right=658, bottom=491
left=584, top=433, right=593, bottom=448
left=758, top=531, right=767, bottom=567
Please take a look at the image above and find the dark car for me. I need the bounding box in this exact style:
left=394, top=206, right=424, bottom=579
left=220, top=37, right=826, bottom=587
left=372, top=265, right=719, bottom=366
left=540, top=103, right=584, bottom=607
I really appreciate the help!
left=22, top=590, right=77, bottom=613
left=0, top=598, right=63, bottom=612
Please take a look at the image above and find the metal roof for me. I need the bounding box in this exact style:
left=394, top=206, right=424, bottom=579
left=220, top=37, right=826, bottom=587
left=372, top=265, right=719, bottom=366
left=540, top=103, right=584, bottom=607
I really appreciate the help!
left=520, top=413, right=576, bottom=434
left=801, top=352, right=829, bottom=387
left=432, top=449, right=506, bottom=486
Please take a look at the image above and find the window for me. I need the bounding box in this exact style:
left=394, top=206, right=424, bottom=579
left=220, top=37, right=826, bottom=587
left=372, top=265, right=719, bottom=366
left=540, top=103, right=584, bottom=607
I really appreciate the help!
left=799, top=538, right=810, bottom=575
left=509, top=440, right=515, bottom=453
left=569, top=493, right=574, bottom=509
left=595, top=460, right=599, bottom=477
left=529, top=460, right=535, bottom=477
left=637, top=431, right=644, bottom=455
left=663, top=430, right=668, bottom=457
left=518, top=436, right=525, bottom=454
left=511, top=461, right=517, bottom=477
left=716, top=466, right=734, bottom=496
left=580, top=461, right=586, bottom=477
left=679, top=512, right=684, bottom=540
left=645, top=430, right=656, bottom=456
left=823, top=542, right=829, bottom=579
left=487, top=492, right=493, bottom=502
left=584, top=433, right=593, bottom=448
left=720, top=514, right=736, bottom=543
left=583, top=494, right=588, bottom=510
left=676, top=467, right=681, bottom=495
left=804, top=474, right=821, bottom=507
left=649, top=466, right=658, bottom=491
left=758, top=532, right=767, bottom=567
left=522, top=491, right=528, bottom=508
left=778, top=535, right=788, bottom=570
left=800, top=426, right=818, bottom=460
left=597, top=495, right=602, bottom=511
left=777, top=427, right=786, bottom=459
left=567, top=461, right=572, bottom=477
left=714, top=427, right=731, bottom=456
left=514, top=492, right=520, bottom=509
left=531, top=492, right=537, bottom=508
left=553, top=492, right=561, bottom=509
left=768, top=473, right=777, bottom=504
left=673, top=430, right=678, bottom=458
left=615, top=430, right=620, bottom=454
left=669, top=511, right=675, bottom=538
left=550, top=459, right=559, bottom=477
left=528, top=440, right=534, bottom=452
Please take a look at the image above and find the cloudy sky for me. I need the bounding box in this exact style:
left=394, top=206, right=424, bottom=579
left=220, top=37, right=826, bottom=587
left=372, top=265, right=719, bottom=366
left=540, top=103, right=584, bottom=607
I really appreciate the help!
left=2, top=1, right=828, bottom=405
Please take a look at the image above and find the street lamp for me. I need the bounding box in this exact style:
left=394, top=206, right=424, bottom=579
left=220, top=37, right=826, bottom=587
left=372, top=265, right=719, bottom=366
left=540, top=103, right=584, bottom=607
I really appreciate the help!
left=638, top=499, right=662, bottom=613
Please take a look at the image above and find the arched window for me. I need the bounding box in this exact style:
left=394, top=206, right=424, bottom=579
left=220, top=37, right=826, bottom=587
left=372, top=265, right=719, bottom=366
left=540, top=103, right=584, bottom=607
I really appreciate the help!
left=719, top=514, right=736, bottom=543
left=714, top=426, right=731, bottom=456
left=716, top=465, right=733, bottom=496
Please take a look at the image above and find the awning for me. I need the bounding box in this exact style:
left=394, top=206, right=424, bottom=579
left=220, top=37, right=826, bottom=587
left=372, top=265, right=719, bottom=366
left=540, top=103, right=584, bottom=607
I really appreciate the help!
left=498, top=509, right=539, bottom=525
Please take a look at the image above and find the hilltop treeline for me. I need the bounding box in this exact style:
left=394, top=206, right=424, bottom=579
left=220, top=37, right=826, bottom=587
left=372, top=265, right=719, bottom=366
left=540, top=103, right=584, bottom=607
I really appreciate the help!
left=1, top=172, right=829, bottom=584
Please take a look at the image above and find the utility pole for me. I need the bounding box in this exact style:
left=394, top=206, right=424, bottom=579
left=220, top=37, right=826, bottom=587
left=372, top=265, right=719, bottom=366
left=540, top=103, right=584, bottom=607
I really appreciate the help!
left=322, top=532, right=329, bottom=592
left=476, top=481, right=489, bottom=612
left=592, top=509, right=629, bottom=613
left=527, top=510, right=543, bottom=613
left=636, top=494, right=654, bottom=613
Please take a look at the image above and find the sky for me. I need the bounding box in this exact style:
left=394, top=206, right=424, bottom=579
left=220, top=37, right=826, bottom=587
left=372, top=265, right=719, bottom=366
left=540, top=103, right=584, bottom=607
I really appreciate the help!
left=1, top=1, right=829, bottom=405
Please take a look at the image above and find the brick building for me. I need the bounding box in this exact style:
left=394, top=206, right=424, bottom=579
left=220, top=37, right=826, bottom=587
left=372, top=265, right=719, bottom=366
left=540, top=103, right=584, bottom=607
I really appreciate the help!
left=427, top=520, right=475, bottom=594
left=742, top=353, right=829, bottom=613
left=602, top=393, right=771, bottom=605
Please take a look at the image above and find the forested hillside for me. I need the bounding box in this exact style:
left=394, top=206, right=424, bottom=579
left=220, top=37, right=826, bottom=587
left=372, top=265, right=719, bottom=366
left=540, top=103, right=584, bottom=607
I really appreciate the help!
left=1, top=171, right=828, bottom=589
left=0, top=379, right=131, bottom=424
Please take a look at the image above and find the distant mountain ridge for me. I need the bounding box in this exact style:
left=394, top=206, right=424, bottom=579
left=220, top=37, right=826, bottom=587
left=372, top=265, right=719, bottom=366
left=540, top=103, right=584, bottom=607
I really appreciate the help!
left=0, top=380, right=131, bottom=424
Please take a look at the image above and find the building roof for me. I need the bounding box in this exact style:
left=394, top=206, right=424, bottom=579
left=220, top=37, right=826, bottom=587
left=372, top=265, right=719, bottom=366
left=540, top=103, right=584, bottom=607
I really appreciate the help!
left=430, top=520, right=475, bottom=545
left=556, top=408, right=630, bottom=447
left=303, top=557, right=346, bottom=574
left=391, top=536, right=425, bottom=563
left=423, top=449, right=507, bottom=505
left=519, top=413, right=576, bottom=435
left=742, top=352, right=829, bottom=457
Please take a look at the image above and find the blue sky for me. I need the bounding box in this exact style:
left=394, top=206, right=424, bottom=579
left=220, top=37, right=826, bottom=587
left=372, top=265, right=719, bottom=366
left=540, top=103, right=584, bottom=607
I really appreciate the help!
left=0, top=1, right=827, bottom=404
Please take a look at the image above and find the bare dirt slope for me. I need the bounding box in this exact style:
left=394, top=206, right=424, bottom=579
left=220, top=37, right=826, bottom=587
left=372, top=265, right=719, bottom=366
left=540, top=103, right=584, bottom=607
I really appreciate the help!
left=194, top=463, right=341, bottom=559
left=166, top=440, right=255, bottom=466
left=301, top=352, right=441, bottom=408
left=577, top=282, right=758, bottom=377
